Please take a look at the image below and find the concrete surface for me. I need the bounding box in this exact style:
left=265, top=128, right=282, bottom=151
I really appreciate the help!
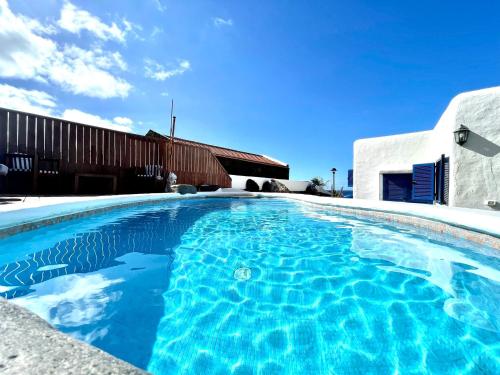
left=0, top=299, right=146, bottom=375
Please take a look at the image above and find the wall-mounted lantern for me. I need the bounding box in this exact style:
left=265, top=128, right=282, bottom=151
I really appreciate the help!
left=454, top=125, right=470, bottom=146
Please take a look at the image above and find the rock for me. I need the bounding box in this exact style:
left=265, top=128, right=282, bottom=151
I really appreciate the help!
left=306, top=183, right=319, bottom=194
left=245, top=179, right=260, bottom=192
left=273, top=179, right=290, bottom=193
left=171, top=184, right=197, bottom=195
left=262, top=180, right=276, bottom=192
left=262, top=179, right=289, bottom=193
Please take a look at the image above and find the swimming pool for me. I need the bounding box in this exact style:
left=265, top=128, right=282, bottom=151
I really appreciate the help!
left=0, top=198, right=498, bottom=374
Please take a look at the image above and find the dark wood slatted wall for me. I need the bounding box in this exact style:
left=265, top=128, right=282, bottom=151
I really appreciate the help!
left=0, top=107, right=231, bottom=193
left=170, top=142, right=231, bottom=187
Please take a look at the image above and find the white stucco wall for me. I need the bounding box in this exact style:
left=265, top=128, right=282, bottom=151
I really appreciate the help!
left=230, top=175, right=310, bottom=192
left=353, top=86, right=500, bottom=210
left=353, top=131, right=435, bottom=200
left=450, top=88, right=500, bottom=209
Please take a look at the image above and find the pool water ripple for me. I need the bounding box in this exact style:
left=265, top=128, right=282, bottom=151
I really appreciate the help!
left=0, top=198, right=498, bottom=374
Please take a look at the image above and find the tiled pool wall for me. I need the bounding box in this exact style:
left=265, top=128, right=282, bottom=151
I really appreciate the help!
left=0, top=193, right=499, bottom=249
left=0, top=192, right=255, bottom=238
left=299, top=203, right=500, bottom=249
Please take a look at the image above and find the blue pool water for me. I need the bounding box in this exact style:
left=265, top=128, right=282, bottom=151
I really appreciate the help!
left=0, top=198, right=498, bottom=374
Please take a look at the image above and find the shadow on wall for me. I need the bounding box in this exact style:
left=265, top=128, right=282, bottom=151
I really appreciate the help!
left=464, top=132, right=500, bottom=157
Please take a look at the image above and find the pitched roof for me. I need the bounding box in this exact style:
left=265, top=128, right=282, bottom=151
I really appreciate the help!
left=146, top=130, right=288, bottom=167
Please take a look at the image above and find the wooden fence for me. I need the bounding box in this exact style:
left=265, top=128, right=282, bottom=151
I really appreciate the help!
left=0, top=107, right=231, bottom=194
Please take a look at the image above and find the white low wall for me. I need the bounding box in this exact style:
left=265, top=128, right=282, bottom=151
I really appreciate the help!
left=230, top=175, right=309, bottom=192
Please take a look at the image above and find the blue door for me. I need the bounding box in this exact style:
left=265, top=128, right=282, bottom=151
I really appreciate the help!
left=411, top=163, right=435, bottom=203
left=382, top=173, right=413, bottom=202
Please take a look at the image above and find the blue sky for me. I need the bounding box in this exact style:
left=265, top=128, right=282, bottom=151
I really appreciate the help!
left=1, top=1, right=499, bottom=187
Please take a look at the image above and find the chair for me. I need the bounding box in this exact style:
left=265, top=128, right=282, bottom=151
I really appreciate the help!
left=5, top=153, right=33, bottom=173
left=4, top=153, right=34, bottom=195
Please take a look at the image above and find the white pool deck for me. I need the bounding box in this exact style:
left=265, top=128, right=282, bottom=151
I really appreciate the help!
left=0, top=191, right=499, bottom=242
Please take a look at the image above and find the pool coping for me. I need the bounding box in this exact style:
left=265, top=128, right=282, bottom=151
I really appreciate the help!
left=0, top=192, right=499, bottom=248
left=0, top=299, right=146, bottom=374
left=260, top=193, right=500, bottom=248
left=0, top=192, right=256, bottom=238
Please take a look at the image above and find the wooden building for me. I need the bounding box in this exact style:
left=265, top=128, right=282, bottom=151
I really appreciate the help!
left=147, top=130, right=290, bottom=179
left=0, top=107, right=289, bottom=195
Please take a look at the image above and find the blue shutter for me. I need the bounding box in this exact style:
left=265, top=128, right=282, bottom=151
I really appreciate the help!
left=411, top=163, right=435, bottom=203
left=347, top=169, right=353, bottom=187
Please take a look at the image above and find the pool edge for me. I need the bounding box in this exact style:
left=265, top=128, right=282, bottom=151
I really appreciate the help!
left=265, top=194, right=500, bottom=249
left=0, top=298, right=147, bottom=375
left=0, top=192, right=498, bottom=249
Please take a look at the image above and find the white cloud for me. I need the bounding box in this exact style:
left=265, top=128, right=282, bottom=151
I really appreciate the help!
left=58, top=1, right=128, bottom=43
left=62, top=109, right=134, bottom=132
left=0, top=84, right=134, bottom=132
left=0, top=0, right=132, bottom=98
left=153, top=0, right=166, bottom=12
left=0, top=0, right=57, bottom=81
left=113, top=116, right=133, bottom=127
left=14, top=274, right=123, bottom=328
left=19, top=14, right=58, bottom=35
left=144, top=59, right=191, bottom=81
left=213, top=17, right=233, bottom=28
left=151, top=26, right=163, bottom=38
left=0, top=83, right=57, bottom=115
left=47, top=45, right=131, bottom=99
left=160, top=91, right=169, bottom=97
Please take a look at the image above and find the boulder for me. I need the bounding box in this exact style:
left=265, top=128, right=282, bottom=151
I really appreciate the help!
left=262, top=180, right=276, bottom=192
left=306, top=183, right=319, bottom=195
left=245, top=179, right=260, bottom=192
left=273, top=179, right=290, bottom=193
left=262, top=179, right=289, bottom=193
left=171, top=184, right=197, bottom=195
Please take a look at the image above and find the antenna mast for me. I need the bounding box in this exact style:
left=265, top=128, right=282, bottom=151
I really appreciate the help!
left=167, top=100, right=175, bottom=171
left=165, top=99, right=177, bottom=192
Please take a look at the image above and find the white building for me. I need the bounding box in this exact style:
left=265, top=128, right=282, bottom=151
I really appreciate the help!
left=353, top=87, right=500, bottom=210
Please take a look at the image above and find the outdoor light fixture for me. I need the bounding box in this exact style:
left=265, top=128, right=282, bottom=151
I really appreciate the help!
left=454, top=125, right=470, bottom=146
left=331, top=168, right=337, bottom=197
